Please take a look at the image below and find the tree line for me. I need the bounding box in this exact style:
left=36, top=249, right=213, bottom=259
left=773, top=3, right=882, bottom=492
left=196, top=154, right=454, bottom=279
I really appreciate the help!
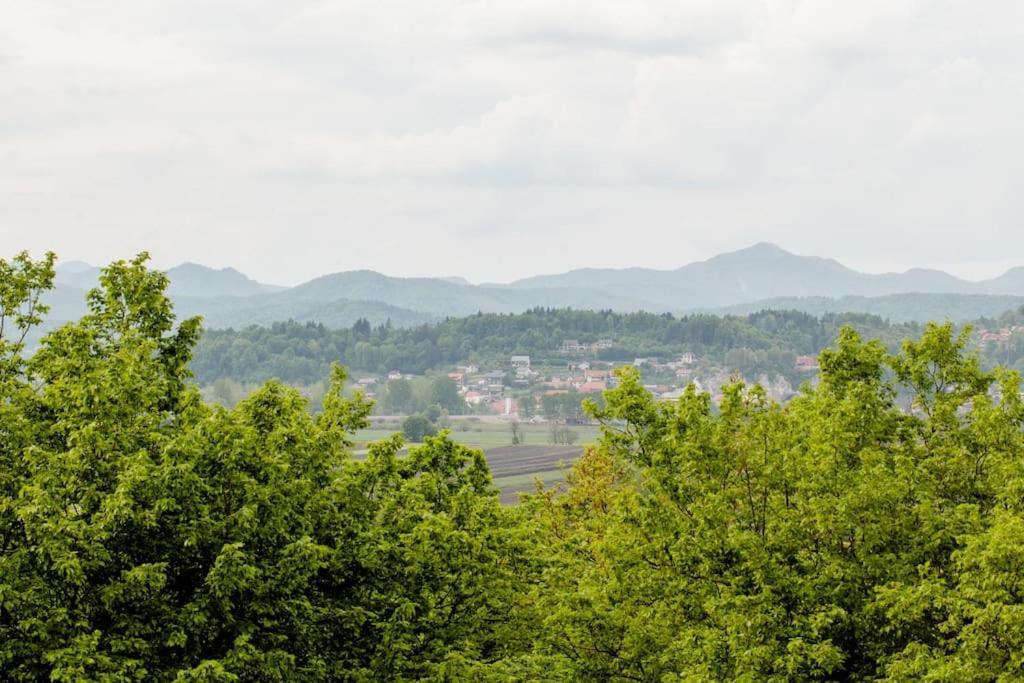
left=5, top=252, right=1024, bottom=679
left=190, top=308, right=935, bottom=387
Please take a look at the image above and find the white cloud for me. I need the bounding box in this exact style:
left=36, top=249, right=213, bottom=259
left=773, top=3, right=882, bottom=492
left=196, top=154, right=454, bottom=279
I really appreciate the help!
left=2, top=0, right=1024, bottom=284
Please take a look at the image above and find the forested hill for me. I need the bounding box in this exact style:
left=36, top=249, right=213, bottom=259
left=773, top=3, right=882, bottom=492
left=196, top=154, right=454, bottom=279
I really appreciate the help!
left=191, top=307, right=931, bottom=386
left=709, top=292, right=1024, bottom=323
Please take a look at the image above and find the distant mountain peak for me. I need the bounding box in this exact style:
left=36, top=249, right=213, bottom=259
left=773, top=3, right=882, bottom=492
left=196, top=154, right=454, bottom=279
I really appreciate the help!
left=741, top=241, right=788, bottom=255
left=56, top=260, right=97, bottom=274
left=702, top=242, right=804, bottom=265
left=43, top=245, right=1024, bottom=330
left=170, top=262, right=246, bottom=276
left=439, top=276, right=471, bottom=286
left=165, top=262, right=279, bottom=298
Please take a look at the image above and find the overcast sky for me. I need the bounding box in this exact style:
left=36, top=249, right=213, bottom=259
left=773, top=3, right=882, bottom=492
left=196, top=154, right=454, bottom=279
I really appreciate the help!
left=3, top=1, right=1024, bottom=285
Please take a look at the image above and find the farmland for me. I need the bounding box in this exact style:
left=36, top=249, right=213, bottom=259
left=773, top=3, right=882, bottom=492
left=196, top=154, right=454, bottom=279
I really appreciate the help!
left=484, top=444, right=584, bottom=503
left=352, top=421, right=597, bottom=503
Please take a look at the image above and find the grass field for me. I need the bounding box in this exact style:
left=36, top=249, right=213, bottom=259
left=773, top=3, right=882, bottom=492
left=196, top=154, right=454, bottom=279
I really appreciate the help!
left=353, top=422, right=600, bottom=451
left=352, top=422, right=598, bottom=503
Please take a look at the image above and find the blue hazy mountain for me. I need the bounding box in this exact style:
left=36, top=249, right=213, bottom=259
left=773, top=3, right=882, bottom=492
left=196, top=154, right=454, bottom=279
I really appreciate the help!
left=42, top=245, right=1024, bottom=329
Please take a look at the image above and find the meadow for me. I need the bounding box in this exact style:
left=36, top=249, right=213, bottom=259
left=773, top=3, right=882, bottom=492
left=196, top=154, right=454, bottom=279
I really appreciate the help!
left=353, top=421, right=598, bottom=502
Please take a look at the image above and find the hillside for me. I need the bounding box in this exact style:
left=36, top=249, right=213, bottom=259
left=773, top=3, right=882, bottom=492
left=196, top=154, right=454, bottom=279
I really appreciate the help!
left=173, top=294, right=438, bottom=329
left=503, top=243, right=1017, bottom=309
left=56, top=261, right=280, bottom=298
left=283, top=270, right=654, bottom=317
left=165, top=263, right=282, bottom=298
left=191, top=308, right=927, bottom=387
left=44, top=245, right=1024, bottom=329
left=709, top=293, right=1024, bottom=323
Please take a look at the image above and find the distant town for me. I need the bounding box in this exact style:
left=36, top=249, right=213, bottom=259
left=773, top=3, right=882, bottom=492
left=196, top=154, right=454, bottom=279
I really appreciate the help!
left=348, top=338, right=824, bottom=423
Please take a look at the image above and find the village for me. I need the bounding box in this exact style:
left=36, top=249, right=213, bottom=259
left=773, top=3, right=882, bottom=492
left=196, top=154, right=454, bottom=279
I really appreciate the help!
left=977, top=324, right=1024, bottom=344
left=350, top=339, right=823, bottom=421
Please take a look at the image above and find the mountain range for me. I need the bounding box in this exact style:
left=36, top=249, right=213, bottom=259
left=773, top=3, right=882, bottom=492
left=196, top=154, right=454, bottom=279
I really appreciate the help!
left=43, top=243, right=1024, bottom=329
left=492, top=243, right=1024, bottom=307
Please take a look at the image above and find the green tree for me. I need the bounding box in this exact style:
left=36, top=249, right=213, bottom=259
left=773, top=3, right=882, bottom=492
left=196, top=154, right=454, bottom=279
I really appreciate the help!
left=0, top=253, right=533, bottom=681
left=381, top=378, right=413, bottom=414
left=510, top=420, right=523, bottom=445
left=430, top=375, right=465, bottom=415
left=517, top=395, right=536, bottom=420
left=14, top=250, right=1024, bottom=681
left=0, top=250, right=56, bottom=371
left=402, top=413, right=437, bottom=442
left=515, top=326, right=1024, bottom=681
left=351, top=316, right=371, bottom=340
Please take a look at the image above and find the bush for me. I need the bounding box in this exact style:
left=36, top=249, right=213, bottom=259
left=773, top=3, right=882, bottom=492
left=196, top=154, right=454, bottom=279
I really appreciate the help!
left=402, top=413, right=437, bottom=442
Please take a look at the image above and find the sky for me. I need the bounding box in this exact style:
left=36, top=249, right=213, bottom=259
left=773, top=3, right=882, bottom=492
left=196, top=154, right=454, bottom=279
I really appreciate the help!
left=3, top=0, right=1024, bottom=286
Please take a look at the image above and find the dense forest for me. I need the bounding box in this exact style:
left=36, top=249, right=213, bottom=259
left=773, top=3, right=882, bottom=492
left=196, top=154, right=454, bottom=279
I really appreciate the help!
left=6, top=252, right=1024, bottom=680
left=191, top=305, right=1024, bottom=390
left=191, top=309, right=930, bottom=386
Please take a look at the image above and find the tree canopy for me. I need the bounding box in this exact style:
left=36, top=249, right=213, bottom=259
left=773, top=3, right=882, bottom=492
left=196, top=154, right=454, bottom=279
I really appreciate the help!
left=190, top=308, right=933, bottom=387
left=5, top=251, right=1024, bottom=680
left=0, top=253, right=530, bottom=681
left=517, top=325, right=1024, bottom=680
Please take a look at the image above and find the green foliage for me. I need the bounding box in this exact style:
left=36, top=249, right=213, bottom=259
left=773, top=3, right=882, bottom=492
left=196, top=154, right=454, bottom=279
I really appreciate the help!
left=0, top=250, right=56, bottom=374
left=513, top=324, right=1024, bottom=680
left=546, top=424, right=578, bottom=446
left=430, top=376, right=465, bottom=414
left=401, top=414, right=437, bottom=443
left=190, top=309, right=925, bottom=387
left=377, top=375, right=466, bottom=417
left=0, top=254, right=530, bottom=681
left=379, top=378, right=412, bottom=414
left=541, top=390, right=600, bottom=424
left=10, top=251, right=1024, bottom=681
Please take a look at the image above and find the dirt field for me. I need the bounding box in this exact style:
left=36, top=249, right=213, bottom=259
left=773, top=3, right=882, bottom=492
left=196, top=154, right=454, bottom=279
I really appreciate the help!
left=352, top=425, right=590, bottom=504
left=355, top=422, right=599, bottom=451
left=484, top=445, right=584, bottom=504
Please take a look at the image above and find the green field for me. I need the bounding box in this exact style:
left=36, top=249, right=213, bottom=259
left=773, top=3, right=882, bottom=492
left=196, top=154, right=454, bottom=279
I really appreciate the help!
left=353, top=422, right=600, bottom=451
left=352, top=422, right=599, bottom=503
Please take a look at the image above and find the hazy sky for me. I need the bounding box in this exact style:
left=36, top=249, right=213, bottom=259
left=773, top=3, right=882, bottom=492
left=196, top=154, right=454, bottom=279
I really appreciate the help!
left=3, top=1, right=1024, bottom=285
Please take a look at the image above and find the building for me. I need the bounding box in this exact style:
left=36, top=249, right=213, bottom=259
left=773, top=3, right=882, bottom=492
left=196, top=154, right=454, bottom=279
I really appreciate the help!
left=795, top=355, right=820, bottom=371
left=562, top=339, right=614, bottom=353
left=980, top=329, right=1012, bottom=344
left=489, top=397, right=517, bottom=417
left=510, top=356, right=531, bottom=370
left=482, top=370, right=506, bottom=392
left=387, top=370, right=403, bottom=381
